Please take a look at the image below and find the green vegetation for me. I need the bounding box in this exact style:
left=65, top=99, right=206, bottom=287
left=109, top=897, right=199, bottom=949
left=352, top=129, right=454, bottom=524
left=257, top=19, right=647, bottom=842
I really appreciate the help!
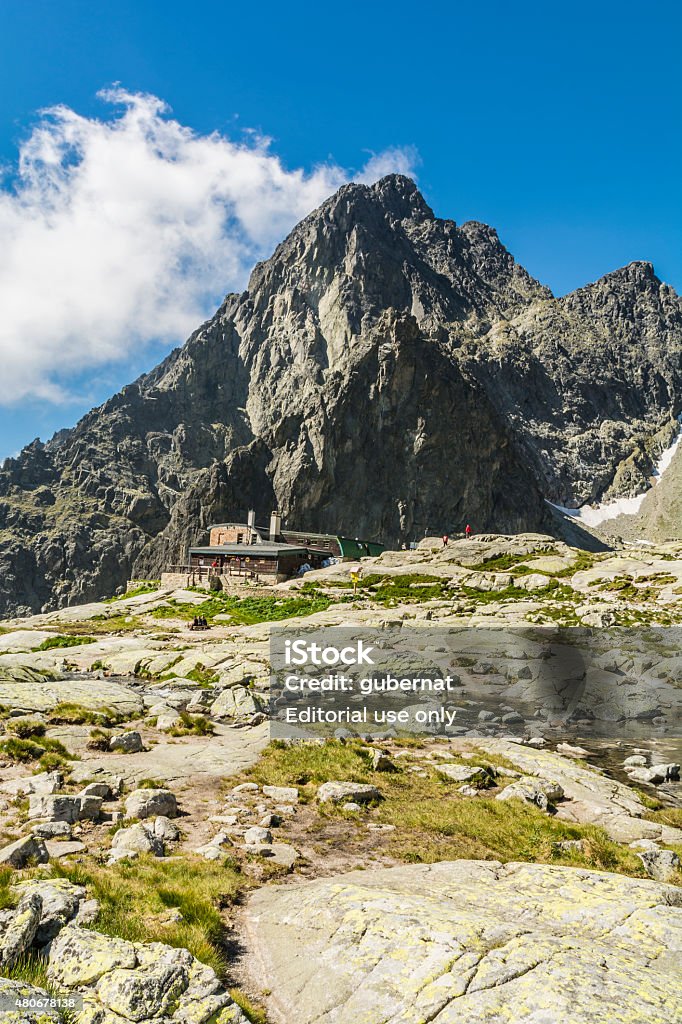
left=553, top=550, right=596, bottom=577
left=152, top=592, right=331, bottom=625
left=166, top=712, right=214, bottom=737
left=229, top=989, right=268, bottom=1024
left=248, top=738, right=374, bottom=791
left=86, top=728, right=113, bottom=751
left=5, top=717, right=46, bottom=739
left=633, top=788, right=665, bottom=811
left=185, top=665, right=219, bottom=686
left=467, top=552, right=552, bottom=573
left=315, top=573, right=452, bottom=605
left=104, top=581, right=160, bottom=602
left=242, top=740, right=661, bottom=882
left=0, top=865, right=14, bottom=909
left=1, top=954, right=78, bottom=1023
left=66, top=614, right=144, bottom=635
left=37, top=634, right=94, bottom=651
left=48, top=702, right=127, bottom=727
left=54, top=856, right=248, bottom=978
left=645, top=806, right=682, bottom=830
left=0, top=734, right=73, bottom=768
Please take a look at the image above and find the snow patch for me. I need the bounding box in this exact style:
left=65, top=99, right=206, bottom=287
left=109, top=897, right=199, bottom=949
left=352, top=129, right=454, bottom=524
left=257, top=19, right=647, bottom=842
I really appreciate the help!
left=550, top=415, right=682, bottom=527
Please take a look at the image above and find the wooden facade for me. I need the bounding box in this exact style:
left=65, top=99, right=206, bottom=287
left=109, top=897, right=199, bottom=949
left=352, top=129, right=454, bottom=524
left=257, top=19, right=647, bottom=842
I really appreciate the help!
left=188, top=515, right=385, bottom=583
left=188, top=543, right=331, bottom=582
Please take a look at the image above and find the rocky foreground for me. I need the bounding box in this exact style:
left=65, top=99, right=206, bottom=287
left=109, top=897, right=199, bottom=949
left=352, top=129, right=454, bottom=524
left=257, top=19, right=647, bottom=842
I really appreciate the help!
left=0, top=534, right=680, bottom=1022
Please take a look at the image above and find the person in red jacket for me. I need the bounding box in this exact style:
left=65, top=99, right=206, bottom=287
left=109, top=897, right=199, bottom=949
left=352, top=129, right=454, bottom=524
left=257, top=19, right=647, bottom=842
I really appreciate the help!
left=465, top=523, right=472, bottom=538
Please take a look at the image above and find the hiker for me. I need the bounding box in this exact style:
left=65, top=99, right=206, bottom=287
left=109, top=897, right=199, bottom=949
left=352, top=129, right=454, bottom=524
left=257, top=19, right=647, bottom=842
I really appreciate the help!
left=442, top=534, right=449, bottom=547
left=465, top=523, right=472, bottom=538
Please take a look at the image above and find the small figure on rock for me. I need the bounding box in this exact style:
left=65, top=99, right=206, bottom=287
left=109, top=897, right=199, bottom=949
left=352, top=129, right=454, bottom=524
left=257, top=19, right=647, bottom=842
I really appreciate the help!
left=465, top=523, right=472, bottom=539
left=442, top=534, right=449, bottom=547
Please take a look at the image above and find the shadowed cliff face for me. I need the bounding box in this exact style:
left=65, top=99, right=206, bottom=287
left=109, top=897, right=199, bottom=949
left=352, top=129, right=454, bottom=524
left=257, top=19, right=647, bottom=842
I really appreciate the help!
left=0, top=174, right=680, bottom=615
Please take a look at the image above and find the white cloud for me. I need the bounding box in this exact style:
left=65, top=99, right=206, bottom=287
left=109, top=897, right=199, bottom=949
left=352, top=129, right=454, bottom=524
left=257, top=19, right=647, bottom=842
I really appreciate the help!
left=355, top=146, right=420, bottom=184
left=0, top=88, right=418, bottom=405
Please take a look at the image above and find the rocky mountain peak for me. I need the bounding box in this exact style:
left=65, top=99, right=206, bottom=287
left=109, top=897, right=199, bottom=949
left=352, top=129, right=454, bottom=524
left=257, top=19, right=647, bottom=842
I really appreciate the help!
left=0, top=179, right=681, bottom=616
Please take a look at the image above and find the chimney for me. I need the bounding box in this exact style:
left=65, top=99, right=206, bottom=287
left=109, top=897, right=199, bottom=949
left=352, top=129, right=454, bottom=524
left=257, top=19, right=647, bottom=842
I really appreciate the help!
left=247, top=509, right=256, bottom=543
left=269, top=510, right=282, bottom=542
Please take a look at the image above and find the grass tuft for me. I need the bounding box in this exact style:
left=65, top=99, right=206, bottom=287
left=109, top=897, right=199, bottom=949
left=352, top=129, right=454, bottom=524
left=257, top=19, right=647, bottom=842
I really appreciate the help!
left=53, top=856, right=248, bottom=978
left=37, top=635, right=94, bottom=651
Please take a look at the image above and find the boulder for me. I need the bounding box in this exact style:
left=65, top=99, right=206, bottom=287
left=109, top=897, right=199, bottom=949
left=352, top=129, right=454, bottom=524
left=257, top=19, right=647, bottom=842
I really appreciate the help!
left=44, top=840, right=86, bottom=859
left=249, top=843, right=300, bottom=869
left=185, top=690, right=215, bottom=713
left=369, top=749, right=397, bottom=772
left=27, top=794, right=81, bottom=823
left=74, top=900, right=101, bottom=928
left=210, top=686, right=263, bottom=720
left=12, top=878, right=85, bottom=944
left=107, top=848, right=141, bottom=866
left=517, top=572, right=552, bottom=590
left=0, top=892, right=42, bottom=966
left=95, top=960, right=189, bottom=1020
left=316, top=781, right=381, bottom=805
left=496, top=775, right=564, bottom=811
left=78, top=794, right=103, bottom=821
left=555, top=742, right=591, bottom=757
left=436, top=763, right=489, bottom=785
left=79, top=782, right=113, bottom=799
left=630, top=839, right=681, bottom=882
left=110, top=823, right=164, bottom=859
left=153, top=816, right=181, bottom=842
left=0, top=978, right=62, bottom=1023
left=627, top=763, right=680, bottom=785
left=31, top=820, right=72, bottom=839
left=0, top=836, right=49, bottom=869
left=109, top=731, right=144, bottom=754
left=244, top=826, right=272, bottom=846
left=156, top=712, right=182, bottom=731
left=0, top=771, right=62, bottom=798
left=48, top=925, right=137, bottom=987
left=262, top=785, right=298, bottom=803
left=258, top=813, right=281, bottom=828
left=125, top=788, right=178, bottom=820
left=194, top=834, right=233, bottom=861
left=554, top=838, right=586, bottom=853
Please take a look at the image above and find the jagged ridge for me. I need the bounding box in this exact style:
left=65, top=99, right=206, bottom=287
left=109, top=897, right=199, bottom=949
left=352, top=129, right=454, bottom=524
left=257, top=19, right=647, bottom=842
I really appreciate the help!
left=0, top=174, right=680, bottom=615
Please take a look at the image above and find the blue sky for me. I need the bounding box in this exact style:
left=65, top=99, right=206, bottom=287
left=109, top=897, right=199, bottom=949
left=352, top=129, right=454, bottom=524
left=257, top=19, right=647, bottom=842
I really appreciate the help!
left=0, top=0, right=680, bottom=457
